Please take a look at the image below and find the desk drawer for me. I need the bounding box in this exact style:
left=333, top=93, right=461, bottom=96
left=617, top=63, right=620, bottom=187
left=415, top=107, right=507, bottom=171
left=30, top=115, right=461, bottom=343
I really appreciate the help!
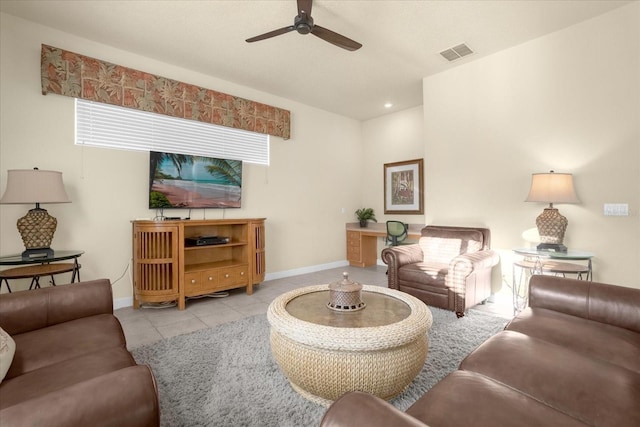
left=347, top=246, right=361, bottom=260
left=347, top=231, right=361, bottom=259
left=347, top=239, right=361, bottom=249
left=347, top=231, right=361, bottom=246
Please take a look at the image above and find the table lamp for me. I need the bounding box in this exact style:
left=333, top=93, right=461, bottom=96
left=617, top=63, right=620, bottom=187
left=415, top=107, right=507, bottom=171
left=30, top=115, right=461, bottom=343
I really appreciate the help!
left=525, top=170, right=579, bottom=252
left=0, top=168, right=71, bottom=259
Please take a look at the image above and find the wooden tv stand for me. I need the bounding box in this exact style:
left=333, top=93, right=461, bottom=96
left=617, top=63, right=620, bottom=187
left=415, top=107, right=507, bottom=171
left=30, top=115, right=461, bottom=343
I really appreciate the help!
left=132, top=218, right=265, bottom=310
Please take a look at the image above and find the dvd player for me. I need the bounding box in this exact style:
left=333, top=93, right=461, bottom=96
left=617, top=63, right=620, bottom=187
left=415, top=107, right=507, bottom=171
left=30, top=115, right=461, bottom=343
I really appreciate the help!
left=185, top=236, right=230, bottom=247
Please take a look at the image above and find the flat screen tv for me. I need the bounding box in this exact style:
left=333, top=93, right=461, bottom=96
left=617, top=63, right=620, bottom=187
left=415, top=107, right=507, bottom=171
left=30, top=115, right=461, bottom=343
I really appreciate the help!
left=149, top=151, right=242, bottom=209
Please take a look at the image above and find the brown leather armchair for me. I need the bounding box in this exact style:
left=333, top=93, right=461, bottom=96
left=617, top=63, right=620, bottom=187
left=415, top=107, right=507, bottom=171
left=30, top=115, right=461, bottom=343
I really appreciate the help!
left=381, top=225, right=499, bottom=317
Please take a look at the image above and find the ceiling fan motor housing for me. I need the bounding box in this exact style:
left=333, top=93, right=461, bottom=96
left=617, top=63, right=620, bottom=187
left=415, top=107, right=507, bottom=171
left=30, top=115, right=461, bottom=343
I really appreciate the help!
left=294, top=14, right=313, bottom=34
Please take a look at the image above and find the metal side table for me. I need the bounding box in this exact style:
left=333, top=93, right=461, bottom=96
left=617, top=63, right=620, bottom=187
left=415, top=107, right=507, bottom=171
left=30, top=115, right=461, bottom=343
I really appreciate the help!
left=0, top=250, right=83, bottom=292
left=512, top=248, right=594, bottom=314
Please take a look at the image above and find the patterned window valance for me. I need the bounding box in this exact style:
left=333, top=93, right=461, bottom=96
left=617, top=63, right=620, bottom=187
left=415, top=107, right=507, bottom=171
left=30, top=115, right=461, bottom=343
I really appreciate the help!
left=40, top=44, right=290, bottom=140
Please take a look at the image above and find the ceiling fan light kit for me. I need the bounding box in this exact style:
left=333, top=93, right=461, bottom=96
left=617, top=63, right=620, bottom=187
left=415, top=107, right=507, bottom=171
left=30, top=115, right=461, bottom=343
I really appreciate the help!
left=246, top=0, right=362, bottom=51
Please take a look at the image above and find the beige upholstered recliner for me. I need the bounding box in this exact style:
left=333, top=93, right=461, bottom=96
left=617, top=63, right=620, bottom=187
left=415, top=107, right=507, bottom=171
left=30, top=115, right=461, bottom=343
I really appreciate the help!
left=381, top=225, right=499, bottom=317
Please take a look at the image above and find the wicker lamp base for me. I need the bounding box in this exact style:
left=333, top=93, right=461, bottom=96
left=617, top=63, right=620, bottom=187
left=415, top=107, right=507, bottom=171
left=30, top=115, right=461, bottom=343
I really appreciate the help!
left=535, top=207, right=568, bottom=252
left=16, top=208, right=57, bottom=259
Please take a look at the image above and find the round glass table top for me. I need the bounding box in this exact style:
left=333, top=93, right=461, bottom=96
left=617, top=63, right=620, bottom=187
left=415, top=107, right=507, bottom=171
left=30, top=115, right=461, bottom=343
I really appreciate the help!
left=285, top=289, right=411, bottom=328
left=512, top=248, right=594, bottom=260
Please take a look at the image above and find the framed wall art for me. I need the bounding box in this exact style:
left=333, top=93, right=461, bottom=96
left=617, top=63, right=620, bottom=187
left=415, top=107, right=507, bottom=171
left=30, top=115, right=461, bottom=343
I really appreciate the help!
left=384, top=158, right=424, bottom=214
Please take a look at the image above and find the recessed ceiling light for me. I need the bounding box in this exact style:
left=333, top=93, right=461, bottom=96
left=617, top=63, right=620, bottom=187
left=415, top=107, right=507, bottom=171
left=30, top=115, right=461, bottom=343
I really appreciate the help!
left=384, top=103, right=393, bottom=108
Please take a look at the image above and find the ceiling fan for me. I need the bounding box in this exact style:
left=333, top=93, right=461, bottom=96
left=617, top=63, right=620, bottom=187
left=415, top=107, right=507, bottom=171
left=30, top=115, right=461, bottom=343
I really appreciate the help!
left=245, top=0, right=362, bottom=51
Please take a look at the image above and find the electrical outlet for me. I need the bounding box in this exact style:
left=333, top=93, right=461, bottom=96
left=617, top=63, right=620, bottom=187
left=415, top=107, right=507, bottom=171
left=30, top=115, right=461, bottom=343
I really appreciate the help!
left=603, top=203, right=629, bottom=216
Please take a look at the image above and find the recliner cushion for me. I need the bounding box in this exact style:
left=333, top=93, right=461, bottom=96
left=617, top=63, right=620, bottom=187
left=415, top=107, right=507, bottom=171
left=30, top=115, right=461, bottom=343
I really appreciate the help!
left=460, top=330, right=640, bottom=427
left=6, top=314, right=126, bottom=379
left=399, top=262, right=448, bottom=288
left=419, top=229, right=483, bottom=264
left=406, top=370, right=589, bottom=427
left=507, top=307, right=640, bottom=375
left=0, top=346, right=136, bottom=410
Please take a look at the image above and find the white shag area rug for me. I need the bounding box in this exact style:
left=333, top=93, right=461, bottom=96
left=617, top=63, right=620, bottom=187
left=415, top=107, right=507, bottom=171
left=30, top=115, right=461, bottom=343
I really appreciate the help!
left=132, top=307, right=509, bottom=427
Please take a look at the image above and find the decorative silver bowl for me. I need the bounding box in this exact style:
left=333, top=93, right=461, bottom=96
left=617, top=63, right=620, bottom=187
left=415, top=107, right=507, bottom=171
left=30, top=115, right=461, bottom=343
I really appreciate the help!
left=327, top=272, right=366, bottom=312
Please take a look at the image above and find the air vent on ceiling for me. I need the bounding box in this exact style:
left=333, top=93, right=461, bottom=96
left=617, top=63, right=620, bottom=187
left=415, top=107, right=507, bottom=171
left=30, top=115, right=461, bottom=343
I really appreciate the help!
left=440, top=43, right=474, bottom=62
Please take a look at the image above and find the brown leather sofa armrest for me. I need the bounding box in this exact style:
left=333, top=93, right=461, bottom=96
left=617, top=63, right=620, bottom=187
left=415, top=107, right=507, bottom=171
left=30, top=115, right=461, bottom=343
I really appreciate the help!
left=0, top=279, right=114, bottom=335
left=319, top=391, right=428, bottom=427
left=0, top=365, right=160, bottom=427
left=446, top=250, right=500, bottom=290
left=381, top=244, right=424, bottom=268
left=450, top=250, right=500, bottom=274
left=529, top=275, right=640, bottom=333
left=382, top=244, right=425, bottom=290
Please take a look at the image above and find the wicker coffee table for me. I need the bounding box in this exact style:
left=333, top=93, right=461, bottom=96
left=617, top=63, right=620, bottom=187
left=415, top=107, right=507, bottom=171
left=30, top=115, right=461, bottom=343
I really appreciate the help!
left=267, top=284, right=432, bottom=406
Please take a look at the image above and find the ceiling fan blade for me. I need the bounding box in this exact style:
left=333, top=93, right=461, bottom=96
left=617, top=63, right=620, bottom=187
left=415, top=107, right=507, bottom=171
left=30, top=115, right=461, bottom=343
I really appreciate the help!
left=246, top=26, right=295, bottom=43
left=297, top=0, right=312, bottom=17
left=311, top=25, right=362, bottom=51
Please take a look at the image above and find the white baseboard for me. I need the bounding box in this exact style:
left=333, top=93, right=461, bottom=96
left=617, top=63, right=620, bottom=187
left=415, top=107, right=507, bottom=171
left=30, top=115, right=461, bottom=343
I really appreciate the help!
left=113, top=260, right=351, bottom=310
left=264, top=260, right=349, bottom=281
left=114, top=296, right=134, bottom=310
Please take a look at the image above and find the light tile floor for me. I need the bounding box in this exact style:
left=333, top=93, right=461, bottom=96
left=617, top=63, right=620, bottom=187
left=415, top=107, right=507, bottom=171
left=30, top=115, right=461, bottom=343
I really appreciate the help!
left=115, top=265, right=514, bottom=349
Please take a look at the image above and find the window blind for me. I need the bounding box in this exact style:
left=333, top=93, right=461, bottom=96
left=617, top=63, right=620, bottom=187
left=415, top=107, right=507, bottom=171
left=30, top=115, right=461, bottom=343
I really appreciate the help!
left=75, top=99, right=269, bottom=165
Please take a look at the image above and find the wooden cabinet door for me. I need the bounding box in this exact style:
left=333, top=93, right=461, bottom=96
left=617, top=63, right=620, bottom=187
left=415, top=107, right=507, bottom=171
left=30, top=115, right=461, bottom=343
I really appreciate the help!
left=132, top=223, right=179, bottom=308
left=250, top=220, right=266, bottom=288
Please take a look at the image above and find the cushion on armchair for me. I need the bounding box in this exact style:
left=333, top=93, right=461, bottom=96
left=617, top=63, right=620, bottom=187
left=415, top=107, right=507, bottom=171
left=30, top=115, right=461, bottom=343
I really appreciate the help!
left=419, top=228, right=484, bottom=263
left=399, top=262, right=449, bottom=287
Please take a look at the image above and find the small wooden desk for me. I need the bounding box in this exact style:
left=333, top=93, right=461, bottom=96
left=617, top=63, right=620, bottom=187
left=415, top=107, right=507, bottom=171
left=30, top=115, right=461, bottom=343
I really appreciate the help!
left=0, top=250, right=83, bottom=293
left=346, top=222, right=423, bottom=267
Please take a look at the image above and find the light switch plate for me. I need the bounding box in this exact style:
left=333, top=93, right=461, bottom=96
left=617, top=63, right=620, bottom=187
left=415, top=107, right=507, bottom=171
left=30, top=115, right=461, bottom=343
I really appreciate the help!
left=603, top=203, right=629, bottom=216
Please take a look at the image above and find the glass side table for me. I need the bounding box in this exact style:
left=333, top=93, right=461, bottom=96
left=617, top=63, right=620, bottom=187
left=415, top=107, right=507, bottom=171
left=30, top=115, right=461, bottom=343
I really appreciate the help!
left=512, top=248, right=594, bottom=314
left=0, top=250, right=84, bottom=292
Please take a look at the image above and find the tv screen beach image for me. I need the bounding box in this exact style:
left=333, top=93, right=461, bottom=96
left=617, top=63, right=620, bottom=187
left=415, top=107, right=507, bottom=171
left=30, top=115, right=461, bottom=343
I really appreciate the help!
left=149, top=152, right=242, bottom=209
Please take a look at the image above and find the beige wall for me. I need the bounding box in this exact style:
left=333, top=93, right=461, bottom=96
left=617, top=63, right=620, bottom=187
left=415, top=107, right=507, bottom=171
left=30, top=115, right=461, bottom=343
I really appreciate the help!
left=421, top=3, right=639, bottom=289
left=0, top=13, right=363, bottom=302
left=361, top=105, right=426, bottom=255
left=362, top=3, right=639, bottom=289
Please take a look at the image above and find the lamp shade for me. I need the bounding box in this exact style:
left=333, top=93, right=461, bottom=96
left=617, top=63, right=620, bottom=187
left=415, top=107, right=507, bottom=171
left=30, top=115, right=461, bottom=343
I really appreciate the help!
left=525, top=172, right=579, bottom=204
left=0, top=169, right=71, bottom=204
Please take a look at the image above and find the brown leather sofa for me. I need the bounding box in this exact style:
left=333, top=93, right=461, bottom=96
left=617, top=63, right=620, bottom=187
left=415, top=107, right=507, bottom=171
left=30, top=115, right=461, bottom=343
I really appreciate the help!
left=0, top=279, right=160, bottom=427
left=381, top=225, right=499, bottom=317
left=319, top=275, right=640, bottom=427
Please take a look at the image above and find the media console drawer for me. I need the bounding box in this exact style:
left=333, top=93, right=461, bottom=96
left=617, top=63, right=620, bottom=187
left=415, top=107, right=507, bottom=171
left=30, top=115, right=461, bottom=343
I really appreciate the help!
left=184, top=266, right=249, bottom=296
left=184, top=270, right=218, bottom=295
left=219, top=266, right=249, bottom=288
